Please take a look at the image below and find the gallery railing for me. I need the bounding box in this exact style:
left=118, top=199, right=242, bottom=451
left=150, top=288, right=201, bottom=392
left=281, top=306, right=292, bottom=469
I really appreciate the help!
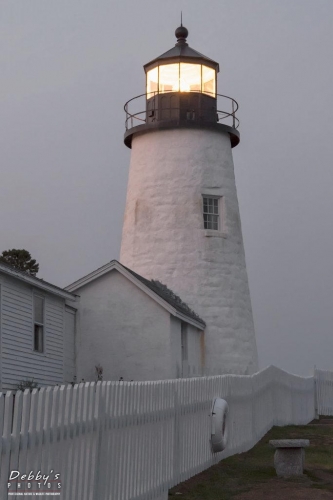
left=124, top=91, right=239, bottom=131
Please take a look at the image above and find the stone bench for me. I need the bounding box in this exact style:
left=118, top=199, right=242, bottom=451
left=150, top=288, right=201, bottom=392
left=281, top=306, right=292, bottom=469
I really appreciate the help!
left=269, top=439, right=310, bottom=476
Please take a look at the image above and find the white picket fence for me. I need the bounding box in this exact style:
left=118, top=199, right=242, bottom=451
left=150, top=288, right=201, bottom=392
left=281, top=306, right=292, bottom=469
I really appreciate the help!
left=0, top=365, right=319, bottom=500
left=315, top=368, right=333, bottom=416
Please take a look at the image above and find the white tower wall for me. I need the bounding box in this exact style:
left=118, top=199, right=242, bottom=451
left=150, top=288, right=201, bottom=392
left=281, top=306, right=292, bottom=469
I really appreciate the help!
left=120, top=127, right=258, bottom=374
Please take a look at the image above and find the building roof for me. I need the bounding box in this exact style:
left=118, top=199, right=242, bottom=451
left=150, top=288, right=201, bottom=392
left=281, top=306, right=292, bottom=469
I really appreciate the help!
left=0, top=261, right=77, bottom=301
left=145, top=44, right=219, bottom=70
left=121, top=263, right=205, bottom=327
left=65, top=260, right=206, bottom=329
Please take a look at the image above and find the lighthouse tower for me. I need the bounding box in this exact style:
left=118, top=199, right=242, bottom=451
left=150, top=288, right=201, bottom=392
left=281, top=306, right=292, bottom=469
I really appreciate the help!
left=120, top=25, right=258, bottom=375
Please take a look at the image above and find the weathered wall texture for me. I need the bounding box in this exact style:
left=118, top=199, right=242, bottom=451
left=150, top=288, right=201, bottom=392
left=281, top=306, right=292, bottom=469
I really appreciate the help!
left=74, top=270, right=175, bottom=382
left=120, top=128, right=258, bottom=375
left=74, top=270, right=204, bottom=382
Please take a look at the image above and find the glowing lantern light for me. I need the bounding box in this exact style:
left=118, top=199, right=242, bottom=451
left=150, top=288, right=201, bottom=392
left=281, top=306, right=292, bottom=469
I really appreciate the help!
left=147, top=63, right=216, bottom=97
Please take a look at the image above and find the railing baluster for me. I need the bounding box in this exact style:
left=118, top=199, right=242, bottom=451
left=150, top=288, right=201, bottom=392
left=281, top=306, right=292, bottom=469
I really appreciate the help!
left=232, top=99, right=235, bottom=128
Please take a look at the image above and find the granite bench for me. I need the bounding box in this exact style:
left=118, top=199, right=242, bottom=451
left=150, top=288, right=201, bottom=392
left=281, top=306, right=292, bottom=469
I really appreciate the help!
left=269, top=439, right=310, bottom=476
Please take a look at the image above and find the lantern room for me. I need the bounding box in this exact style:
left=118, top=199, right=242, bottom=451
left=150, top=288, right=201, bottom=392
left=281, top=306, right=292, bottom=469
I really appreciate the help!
left=124, top=24, right=240, bottom=148
left=144, top=25, right=219, bottom=125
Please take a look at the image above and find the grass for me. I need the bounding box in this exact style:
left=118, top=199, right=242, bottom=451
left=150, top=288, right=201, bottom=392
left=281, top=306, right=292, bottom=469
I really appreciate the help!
left=168, top=417, right=333, bottom=499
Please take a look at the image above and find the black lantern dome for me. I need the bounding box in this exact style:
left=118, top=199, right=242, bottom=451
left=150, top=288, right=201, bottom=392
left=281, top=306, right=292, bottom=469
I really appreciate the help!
left=124, top=25, right=239, bottom=149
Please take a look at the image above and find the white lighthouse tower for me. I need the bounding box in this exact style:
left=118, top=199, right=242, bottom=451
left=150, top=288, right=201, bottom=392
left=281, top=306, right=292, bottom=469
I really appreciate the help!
left=120, top=24, right=258, bottom=375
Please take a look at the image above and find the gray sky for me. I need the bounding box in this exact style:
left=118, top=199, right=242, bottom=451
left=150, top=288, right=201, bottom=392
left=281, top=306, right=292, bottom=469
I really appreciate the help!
left=1, top=0, right=333, bottom=376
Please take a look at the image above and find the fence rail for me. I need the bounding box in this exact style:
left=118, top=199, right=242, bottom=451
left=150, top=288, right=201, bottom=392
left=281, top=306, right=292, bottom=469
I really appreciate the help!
left=0, top=365, right=322, bottom=500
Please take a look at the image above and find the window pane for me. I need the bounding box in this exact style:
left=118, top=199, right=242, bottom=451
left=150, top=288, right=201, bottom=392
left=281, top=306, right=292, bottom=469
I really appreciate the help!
left=34, top=324, right=44, bottom=352
left=202, top=65, right=216, bottom=97
left=159, top=64, right=179, bottom=93
left=203, top=196, right=219, bottom=230
left=146, top=67, right=158, bottom=98
left=180, top=63, right=201, bottom=92
left=34, top=296, right=44, bottom=324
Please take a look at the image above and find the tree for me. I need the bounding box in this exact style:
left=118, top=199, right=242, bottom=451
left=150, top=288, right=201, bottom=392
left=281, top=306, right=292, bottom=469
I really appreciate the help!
left=0, top=249, right=39, bottom=276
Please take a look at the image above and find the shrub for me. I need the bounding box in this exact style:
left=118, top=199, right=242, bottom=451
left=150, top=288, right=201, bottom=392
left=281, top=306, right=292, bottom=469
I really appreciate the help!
left=15, top=379, right=39, bottom=391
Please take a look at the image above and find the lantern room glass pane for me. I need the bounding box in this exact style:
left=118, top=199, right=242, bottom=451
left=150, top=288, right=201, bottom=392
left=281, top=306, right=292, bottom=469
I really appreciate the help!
left=180, top=63, right=201, bottom=92
left=147, top=63, right=217, bottom=97
left=147, top=67, right=158, bottom=98
left=202, top=65, right=216, bottom=97
left=159, top=64, right=179, bottom=92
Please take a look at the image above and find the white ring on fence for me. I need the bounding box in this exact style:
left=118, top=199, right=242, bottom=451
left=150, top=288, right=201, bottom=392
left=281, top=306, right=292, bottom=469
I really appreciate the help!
left=210, top=398, right=229, bottom=453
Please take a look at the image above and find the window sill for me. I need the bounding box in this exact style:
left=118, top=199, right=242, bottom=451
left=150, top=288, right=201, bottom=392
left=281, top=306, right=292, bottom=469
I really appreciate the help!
left=204, top=230, right=227, bottom=238
left=33, top=349, right=46, bottom=356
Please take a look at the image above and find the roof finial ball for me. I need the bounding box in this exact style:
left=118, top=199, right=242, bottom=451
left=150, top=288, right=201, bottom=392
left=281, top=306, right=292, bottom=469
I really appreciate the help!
left=175, top=24, right=188, bottom=45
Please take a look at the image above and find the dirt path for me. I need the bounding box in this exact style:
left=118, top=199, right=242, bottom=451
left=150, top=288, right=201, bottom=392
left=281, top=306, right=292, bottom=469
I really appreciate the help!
left=234, top=477, right=333, bottom=499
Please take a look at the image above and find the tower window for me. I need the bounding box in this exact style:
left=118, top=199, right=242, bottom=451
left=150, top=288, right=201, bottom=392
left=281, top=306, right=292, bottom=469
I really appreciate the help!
left=203, top=196, right=220, bottom=230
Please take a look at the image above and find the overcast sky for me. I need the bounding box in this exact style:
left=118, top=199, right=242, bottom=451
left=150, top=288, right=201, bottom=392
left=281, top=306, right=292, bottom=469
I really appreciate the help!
left=1, top=0, right=333, bottom=376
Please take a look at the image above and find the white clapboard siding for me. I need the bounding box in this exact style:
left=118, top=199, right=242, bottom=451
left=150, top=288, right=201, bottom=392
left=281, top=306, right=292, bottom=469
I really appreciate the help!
left=64, top=307, right=76, bottom=384
left=315, top=368, right=333, bottom=415
left=1, top=276, right=65, bottom=390
left=0, top=366, right=317, bottom=500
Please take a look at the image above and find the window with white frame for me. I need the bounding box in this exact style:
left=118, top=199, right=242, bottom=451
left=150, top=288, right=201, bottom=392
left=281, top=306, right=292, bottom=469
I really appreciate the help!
left=203, top=196, right=220, bottom=230
left=34, top=295, right=44, bottom=353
